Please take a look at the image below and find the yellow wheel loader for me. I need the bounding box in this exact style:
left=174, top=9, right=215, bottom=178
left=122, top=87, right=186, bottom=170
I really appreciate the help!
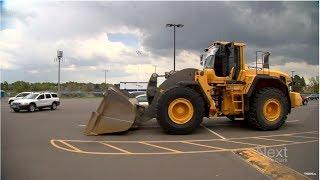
left=85, top=41, right=302, bottom=135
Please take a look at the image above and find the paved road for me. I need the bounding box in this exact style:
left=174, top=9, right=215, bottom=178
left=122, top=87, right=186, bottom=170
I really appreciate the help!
left=1, top=98, right=319, bottom=180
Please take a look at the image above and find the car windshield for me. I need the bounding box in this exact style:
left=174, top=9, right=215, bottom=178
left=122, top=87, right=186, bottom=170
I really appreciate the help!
left=203, top=46, right=219, bottom=68
left=24, top=93, right=39, bottom=99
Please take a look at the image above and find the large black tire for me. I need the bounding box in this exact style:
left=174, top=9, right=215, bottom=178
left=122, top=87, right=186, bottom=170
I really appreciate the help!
left=156, top=86, right=205, bottom=134
left=13, top=109, right=20, bottom=112
left=247, top=88, right=289, bottom=130
left=226, top=115, right=235, bottom=121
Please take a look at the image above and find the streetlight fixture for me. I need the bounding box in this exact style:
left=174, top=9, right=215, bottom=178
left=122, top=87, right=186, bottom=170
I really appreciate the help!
left=166, top=23, right=184, bottom=71
left=54, top=50, right=64, bottom=96
left=103, top=69, right=109, bottom=84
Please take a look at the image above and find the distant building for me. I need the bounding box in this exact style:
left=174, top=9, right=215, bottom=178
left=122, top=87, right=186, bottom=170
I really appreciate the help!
left=119, top=82, right=148, bottom=92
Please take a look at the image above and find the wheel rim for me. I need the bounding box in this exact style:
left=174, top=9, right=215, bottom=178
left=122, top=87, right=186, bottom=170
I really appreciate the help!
left=263, top=99, right=281, bottom=122
left=53, top=104, right=56, bottom=109
left=30, top=105, right=35, bottom=112
left=168, top=98, right=194, bottom=124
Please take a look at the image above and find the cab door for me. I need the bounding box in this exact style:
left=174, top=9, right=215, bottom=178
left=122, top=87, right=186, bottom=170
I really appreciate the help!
left=45, top=94, right=53, bottom=106
left=36, top=94, right=46, bottom=107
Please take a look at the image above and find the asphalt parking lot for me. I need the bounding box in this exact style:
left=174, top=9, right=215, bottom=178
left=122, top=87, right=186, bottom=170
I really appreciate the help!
left=1, top=98, right=319, bottom=180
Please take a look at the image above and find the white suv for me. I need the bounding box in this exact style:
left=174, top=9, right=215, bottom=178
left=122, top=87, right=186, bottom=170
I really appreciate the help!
left=10, top=92, right=60, bottom=112
left=8, top=92, right=32, bottom=104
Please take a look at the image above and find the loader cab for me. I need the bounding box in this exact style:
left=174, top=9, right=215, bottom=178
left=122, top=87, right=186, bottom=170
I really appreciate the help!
left=200, top=41, right=245, bottom=80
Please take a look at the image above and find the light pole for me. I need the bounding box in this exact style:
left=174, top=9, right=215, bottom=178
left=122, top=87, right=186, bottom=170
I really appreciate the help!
left=103, top=69, right=109, bottom=88
left=166, top=23, right=184, bottom=71
left=54, top=50, right=64, bottom=96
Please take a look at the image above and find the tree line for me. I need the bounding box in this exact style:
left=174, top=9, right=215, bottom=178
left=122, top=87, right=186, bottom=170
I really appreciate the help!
left=1, top=81, right=116, bottom=97
left=1, top=75, right=319, bottom=96
left=292, top=75, right=319, bottom=94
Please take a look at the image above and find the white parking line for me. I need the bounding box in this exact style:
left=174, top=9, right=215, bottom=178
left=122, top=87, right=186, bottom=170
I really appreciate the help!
left=78, top=124, right=86, bottom=127
left=201, top=124, right=226, bottom=139
left=287, top=120, right=300, bottom=123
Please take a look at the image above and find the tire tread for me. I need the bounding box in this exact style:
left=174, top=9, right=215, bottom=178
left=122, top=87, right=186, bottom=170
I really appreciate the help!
left=247, top=87, right=288, bottom=130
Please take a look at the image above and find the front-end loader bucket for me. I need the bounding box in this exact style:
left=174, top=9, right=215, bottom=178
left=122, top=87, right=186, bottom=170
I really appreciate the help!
left=85, top=86, right=138, bottom=135
left=85, top=68, right=198, bottom=135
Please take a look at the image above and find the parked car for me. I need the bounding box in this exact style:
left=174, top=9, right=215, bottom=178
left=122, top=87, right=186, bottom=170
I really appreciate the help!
left=10, top=92, right=60, bottom=112
left=307, top=94, right=319, bottom=100
left=301, top=95, right=308, bottom=105
left=136, top=94, right=148, bottom=107
left=8, top=92, right=32, bottom=104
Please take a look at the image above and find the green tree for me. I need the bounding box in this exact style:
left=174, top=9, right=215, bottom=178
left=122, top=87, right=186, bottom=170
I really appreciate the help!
left=307, top=76, right=319, bottom=93
left=11, top=81, right=30, bottom=93
left=1, top=81, right=9, bottom=91
left=292, top=75, right=306, bottom=93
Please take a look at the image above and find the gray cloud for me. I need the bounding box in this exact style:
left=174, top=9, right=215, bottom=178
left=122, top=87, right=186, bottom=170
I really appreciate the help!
left=1, top=1, right=318, bottom=83
left=39, top=1, right=316, bottom=65
left=11, top=1, right=318, bottom=64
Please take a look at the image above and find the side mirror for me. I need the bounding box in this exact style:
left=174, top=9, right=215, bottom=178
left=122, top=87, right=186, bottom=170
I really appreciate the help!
left=200, top=54, right=204, bottom=65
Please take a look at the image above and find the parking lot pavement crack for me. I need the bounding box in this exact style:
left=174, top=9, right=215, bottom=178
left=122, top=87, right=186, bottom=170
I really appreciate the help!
left=234, top=149, right=311, bottom=180
left=199, top=124, right=312, bottom=179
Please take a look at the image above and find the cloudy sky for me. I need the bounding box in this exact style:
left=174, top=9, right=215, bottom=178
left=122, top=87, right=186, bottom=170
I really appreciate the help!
left=0, top=1, right=319, bottom=84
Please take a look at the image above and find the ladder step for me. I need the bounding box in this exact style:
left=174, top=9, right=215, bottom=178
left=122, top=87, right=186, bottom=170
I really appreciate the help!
left=232, top=93, right=244, bottom=112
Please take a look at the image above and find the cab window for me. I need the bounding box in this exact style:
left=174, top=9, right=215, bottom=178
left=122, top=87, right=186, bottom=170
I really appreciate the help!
left=37, top=95, right=45, bottom=99
left=45, top=94, right=51, bottom=98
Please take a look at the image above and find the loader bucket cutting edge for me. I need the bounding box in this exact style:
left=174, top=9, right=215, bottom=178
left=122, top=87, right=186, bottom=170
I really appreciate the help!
left=84, top=86, right=138, bottom=135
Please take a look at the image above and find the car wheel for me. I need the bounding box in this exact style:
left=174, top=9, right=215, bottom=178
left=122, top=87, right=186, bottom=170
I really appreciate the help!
left=51, top=102, right=57, bottom=110
left=13, top=109, right=20, bottom=112
left=302, top=99, right=308, bottom=105
left=28, top=104, right=36, bottom=112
